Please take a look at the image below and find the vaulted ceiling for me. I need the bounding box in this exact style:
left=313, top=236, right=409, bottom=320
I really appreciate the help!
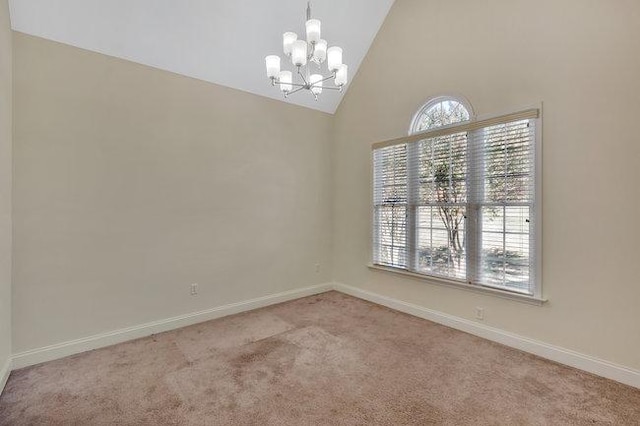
left=8, top=0, right=395, bottom=114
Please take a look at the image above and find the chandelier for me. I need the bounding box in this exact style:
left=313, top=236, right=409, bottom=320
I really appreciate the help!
left=264, top=2, right=348, bottom=101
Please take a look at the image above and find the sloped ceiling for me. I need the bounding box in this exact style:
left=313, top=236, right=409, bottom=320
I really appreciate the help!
left=8, top=0, right=395, bottom=114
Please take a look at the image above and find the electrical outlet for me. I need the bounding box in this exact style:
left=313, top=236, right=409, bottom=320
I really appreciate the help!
left=190, top=283, right=198, bottom=296
left=475, top=307, right=484, bottom=320
left=315, top=263, right=320, bottom=273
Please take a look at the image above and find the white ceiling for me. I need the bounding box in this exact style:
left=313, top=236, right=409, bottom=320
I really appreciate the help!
left=8, top=0, right=395, bottom=114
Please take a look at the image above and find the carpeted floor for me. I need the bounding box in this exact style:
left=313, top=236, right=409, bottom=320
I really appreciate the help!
left=1, top=291, right=639, bottom=425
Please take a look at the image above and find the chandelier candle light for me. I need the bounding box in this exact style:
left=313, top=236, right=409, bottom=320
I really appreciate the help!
left=265, top=2, right=348, bottom=101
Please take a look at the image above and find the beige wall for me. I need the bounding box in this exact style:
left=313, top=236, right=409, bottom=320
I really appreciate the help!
left=12, top=33, right=333, bottom=352
left=333, top=0, right=640, bottom=369
left=0, top=0, right=11, bottom=368
left=9, top=0, right=640, bottom=373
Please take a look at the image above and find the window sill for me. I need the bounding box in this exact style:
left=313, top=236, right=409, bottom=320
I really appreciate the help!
left=367, top=263, right=547, bottom=306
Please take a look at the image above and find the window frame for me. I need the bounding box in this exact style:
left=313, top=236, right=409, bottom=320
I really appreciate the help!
left=409, top=95, right=476, bottom=135
left=371, top=102, right=544, bottom=304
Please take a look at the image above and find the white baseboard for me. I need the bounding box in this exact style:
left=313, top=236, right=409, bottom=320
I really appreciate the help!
left=0, top=357, right=11, bottom=395
left=7, top=281, right=639, bottom=391
left=333, top=282, right=640, bottom=389
left=11, top=283, right=333, bottom=370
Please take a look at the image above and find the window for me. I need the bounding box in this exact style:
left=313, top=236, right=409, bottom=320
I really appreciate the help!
left=410, top=97, right=471, bottom=132
left=373, top=97, right=540, bottom=298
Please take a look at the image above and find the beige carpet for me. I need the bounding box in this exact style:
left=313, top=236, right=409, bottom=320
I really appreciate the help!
left=1, top=291, right=639, bottom=425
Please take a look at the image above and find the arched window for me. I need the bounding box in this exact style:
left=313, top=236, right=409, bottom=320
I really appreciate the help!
left=374, top=95, right=541, bottom=298
left=410, top=96, right=473, bottom=134
left=405, top=96, right=474, bottom=280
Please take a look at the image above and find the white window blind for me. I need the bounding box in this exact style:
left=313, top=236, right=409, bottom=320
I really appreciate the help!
left=470, top=119, right=537, bottom=294
left=373, top=144, right=408, bottom=268
left=413, top=132, right=468, bottom=280
left=372, top=108, right=540, bottom=296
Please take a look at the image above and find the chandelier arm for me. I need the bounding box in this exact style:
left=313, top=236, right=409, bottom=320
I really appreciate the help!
left=297, top=67, right=309, bottom=87
left=308, top=74, right=338, bottom=89
left=271, top=78, right=307, bottom=88
left=318, top=73, right=337, bottom=84
left=287, top=86, right=307, bottom=96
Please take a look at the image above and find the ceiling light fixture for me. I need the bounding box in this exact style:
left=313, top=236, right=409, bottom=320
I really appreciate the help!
left=265, top=2, right=348, bottom=101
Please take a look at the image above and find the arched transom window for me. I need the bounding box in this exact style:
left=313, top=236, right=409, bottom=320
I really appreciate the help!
left=373, top=95, right=541, bottom=299
left=410, top=97, right=472, bottom=134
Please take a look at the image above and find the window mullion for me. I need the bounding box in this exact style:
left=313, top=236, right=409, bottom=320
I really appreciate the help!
left=406, top=141, right=420, bottom=272
left=466, top=129, right=482, bottom=284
